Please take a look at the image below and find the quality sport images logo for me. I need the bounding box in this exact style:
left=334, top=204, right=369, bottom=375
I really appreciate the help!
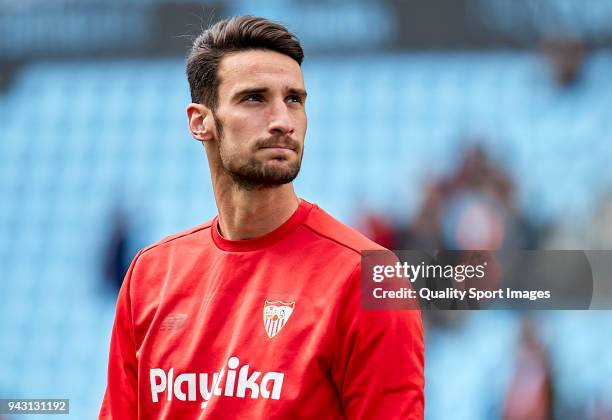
left=263, top=300, right=295, bottom=338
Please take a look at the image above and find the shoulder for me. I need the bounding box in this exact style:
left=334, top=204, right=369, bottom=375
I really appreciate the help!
left=136, top=219, right=214, bottom=261
left=301, top=202, right=386, bottom=257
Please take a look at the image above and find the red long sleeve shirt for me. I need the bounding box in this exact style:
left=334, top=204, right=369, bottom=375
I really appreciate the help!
left=99, top=199, right=424, bottom=419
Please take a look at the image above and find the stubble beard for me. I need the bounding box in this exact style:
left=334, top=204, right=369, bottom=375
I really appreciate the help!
left=214, top=112, right=303, bottom=190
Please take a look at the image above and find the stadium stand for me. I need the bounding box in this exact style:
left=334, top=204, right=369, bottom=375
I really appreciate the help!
left=1, top=51, right=612, bottom=418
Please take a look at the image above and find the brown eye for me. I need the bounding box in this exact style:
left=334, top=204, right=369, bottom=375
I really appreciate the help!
left=244, top=94, right=263, bottom=102
left=287, top=95, right=303, bottom=104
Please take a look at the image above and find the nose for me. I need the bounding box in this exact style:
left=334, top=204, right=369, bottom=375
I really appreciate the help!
left=268, top=100, right=295, bottom=136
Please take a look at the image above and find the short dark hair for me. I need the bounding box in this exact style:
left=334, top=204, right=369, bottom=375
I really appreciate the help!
left=186, top=15, right=304, bottom=109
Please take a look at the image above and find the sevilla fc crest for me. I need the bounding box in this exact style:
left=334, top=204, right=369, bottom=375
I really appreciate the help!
left=263, top=300, right=295, bottom=338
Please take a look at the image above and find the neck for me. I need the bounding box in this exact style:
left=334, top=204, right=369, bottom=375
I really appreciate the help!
left=212, top=171, right=300, bottom=241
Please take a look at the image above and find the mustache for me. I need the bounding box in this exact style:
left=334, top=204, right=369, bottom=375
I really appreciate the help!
left=256, top=136, right=299, bottom=151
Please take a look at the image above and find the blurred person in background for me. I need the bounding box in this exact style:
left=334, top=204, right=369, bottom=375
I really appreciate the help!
left=99, top=15, right=424, bottom=419
left=397, top=144, right=537, bottom=252
left=542, top=38, right=587, bottom=88
left=390, top=145, right=538, bottom=327
left=103, top=210, right=133, bottom=292
left=356, top=211, right=397, bottom=249
left=502, top=319, right=554, bottom=420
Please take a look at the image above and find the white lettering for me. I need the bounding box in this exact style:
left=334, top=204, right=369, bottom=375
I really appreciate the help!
left=167, top=368, right=174, bottom=401
left=373, top=265, right=384, bottom=282
left=173, top=373, right=196, bottom=401
left=150, top=368, right=166, bottom=403
left=213, top=368, right=225, bottom=396
left=224, top=357, right=239, bottom=397
left=260, top=372, right=284, bottom=400
left=236, top=365, right=261, bottom=398
left=198, top=373, right=215, bottom=401
left=149, top=356, right=284, bottom=409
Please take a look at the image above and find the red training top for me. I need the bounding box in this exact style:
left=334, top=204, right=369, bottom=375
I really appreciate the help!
left=99, top=199, right=424, bottom=419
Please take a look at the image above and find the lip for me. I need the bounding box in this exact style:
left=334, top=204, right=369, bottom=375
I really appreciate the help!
left=259, top=145, right=295, bottom=151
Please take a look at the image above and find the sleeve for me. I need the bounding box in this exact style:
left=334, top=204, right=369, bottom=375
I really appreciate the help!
left=331, top=263, right=425, bottom=419
left=99, top=251, right=142, bottom=419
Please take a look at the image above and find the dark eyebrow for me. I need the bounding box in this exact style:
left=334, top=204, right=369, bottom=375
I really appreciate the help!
left=232, top=87, right=269, bottom=102
left=287, top=88, right=307, bottom=99
left=231, top=87, right=308, bottom=102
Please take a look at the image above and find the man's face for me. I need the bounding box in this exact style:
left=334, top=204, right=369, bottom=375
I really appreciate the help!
left=212, top=49, right=307, bottom=189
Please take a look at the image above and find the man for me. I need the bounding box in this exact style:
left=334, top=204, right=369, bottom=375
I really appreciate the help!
left=100, top=16, right=424, bottom=419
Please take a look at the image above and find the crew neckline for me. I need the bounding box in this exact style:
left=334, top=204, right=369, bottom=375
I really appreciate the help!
left=211, top=199, right=313, bottom=252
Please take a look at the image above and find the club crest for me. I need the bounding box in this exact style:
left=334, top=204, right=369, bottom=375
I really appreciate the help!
left=263, top=300, right=295, bottom=338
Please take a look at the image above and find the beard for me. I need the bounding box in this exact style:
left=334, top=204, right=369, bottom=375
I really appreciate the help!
left=224, top=156, right=302, bottom=190
left=214, top=112, right=303, bottom=190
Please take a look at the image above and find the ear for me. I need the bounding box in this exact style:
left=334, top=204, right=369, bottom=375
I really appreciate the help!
left=187, top=103, right=215, bottom=142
